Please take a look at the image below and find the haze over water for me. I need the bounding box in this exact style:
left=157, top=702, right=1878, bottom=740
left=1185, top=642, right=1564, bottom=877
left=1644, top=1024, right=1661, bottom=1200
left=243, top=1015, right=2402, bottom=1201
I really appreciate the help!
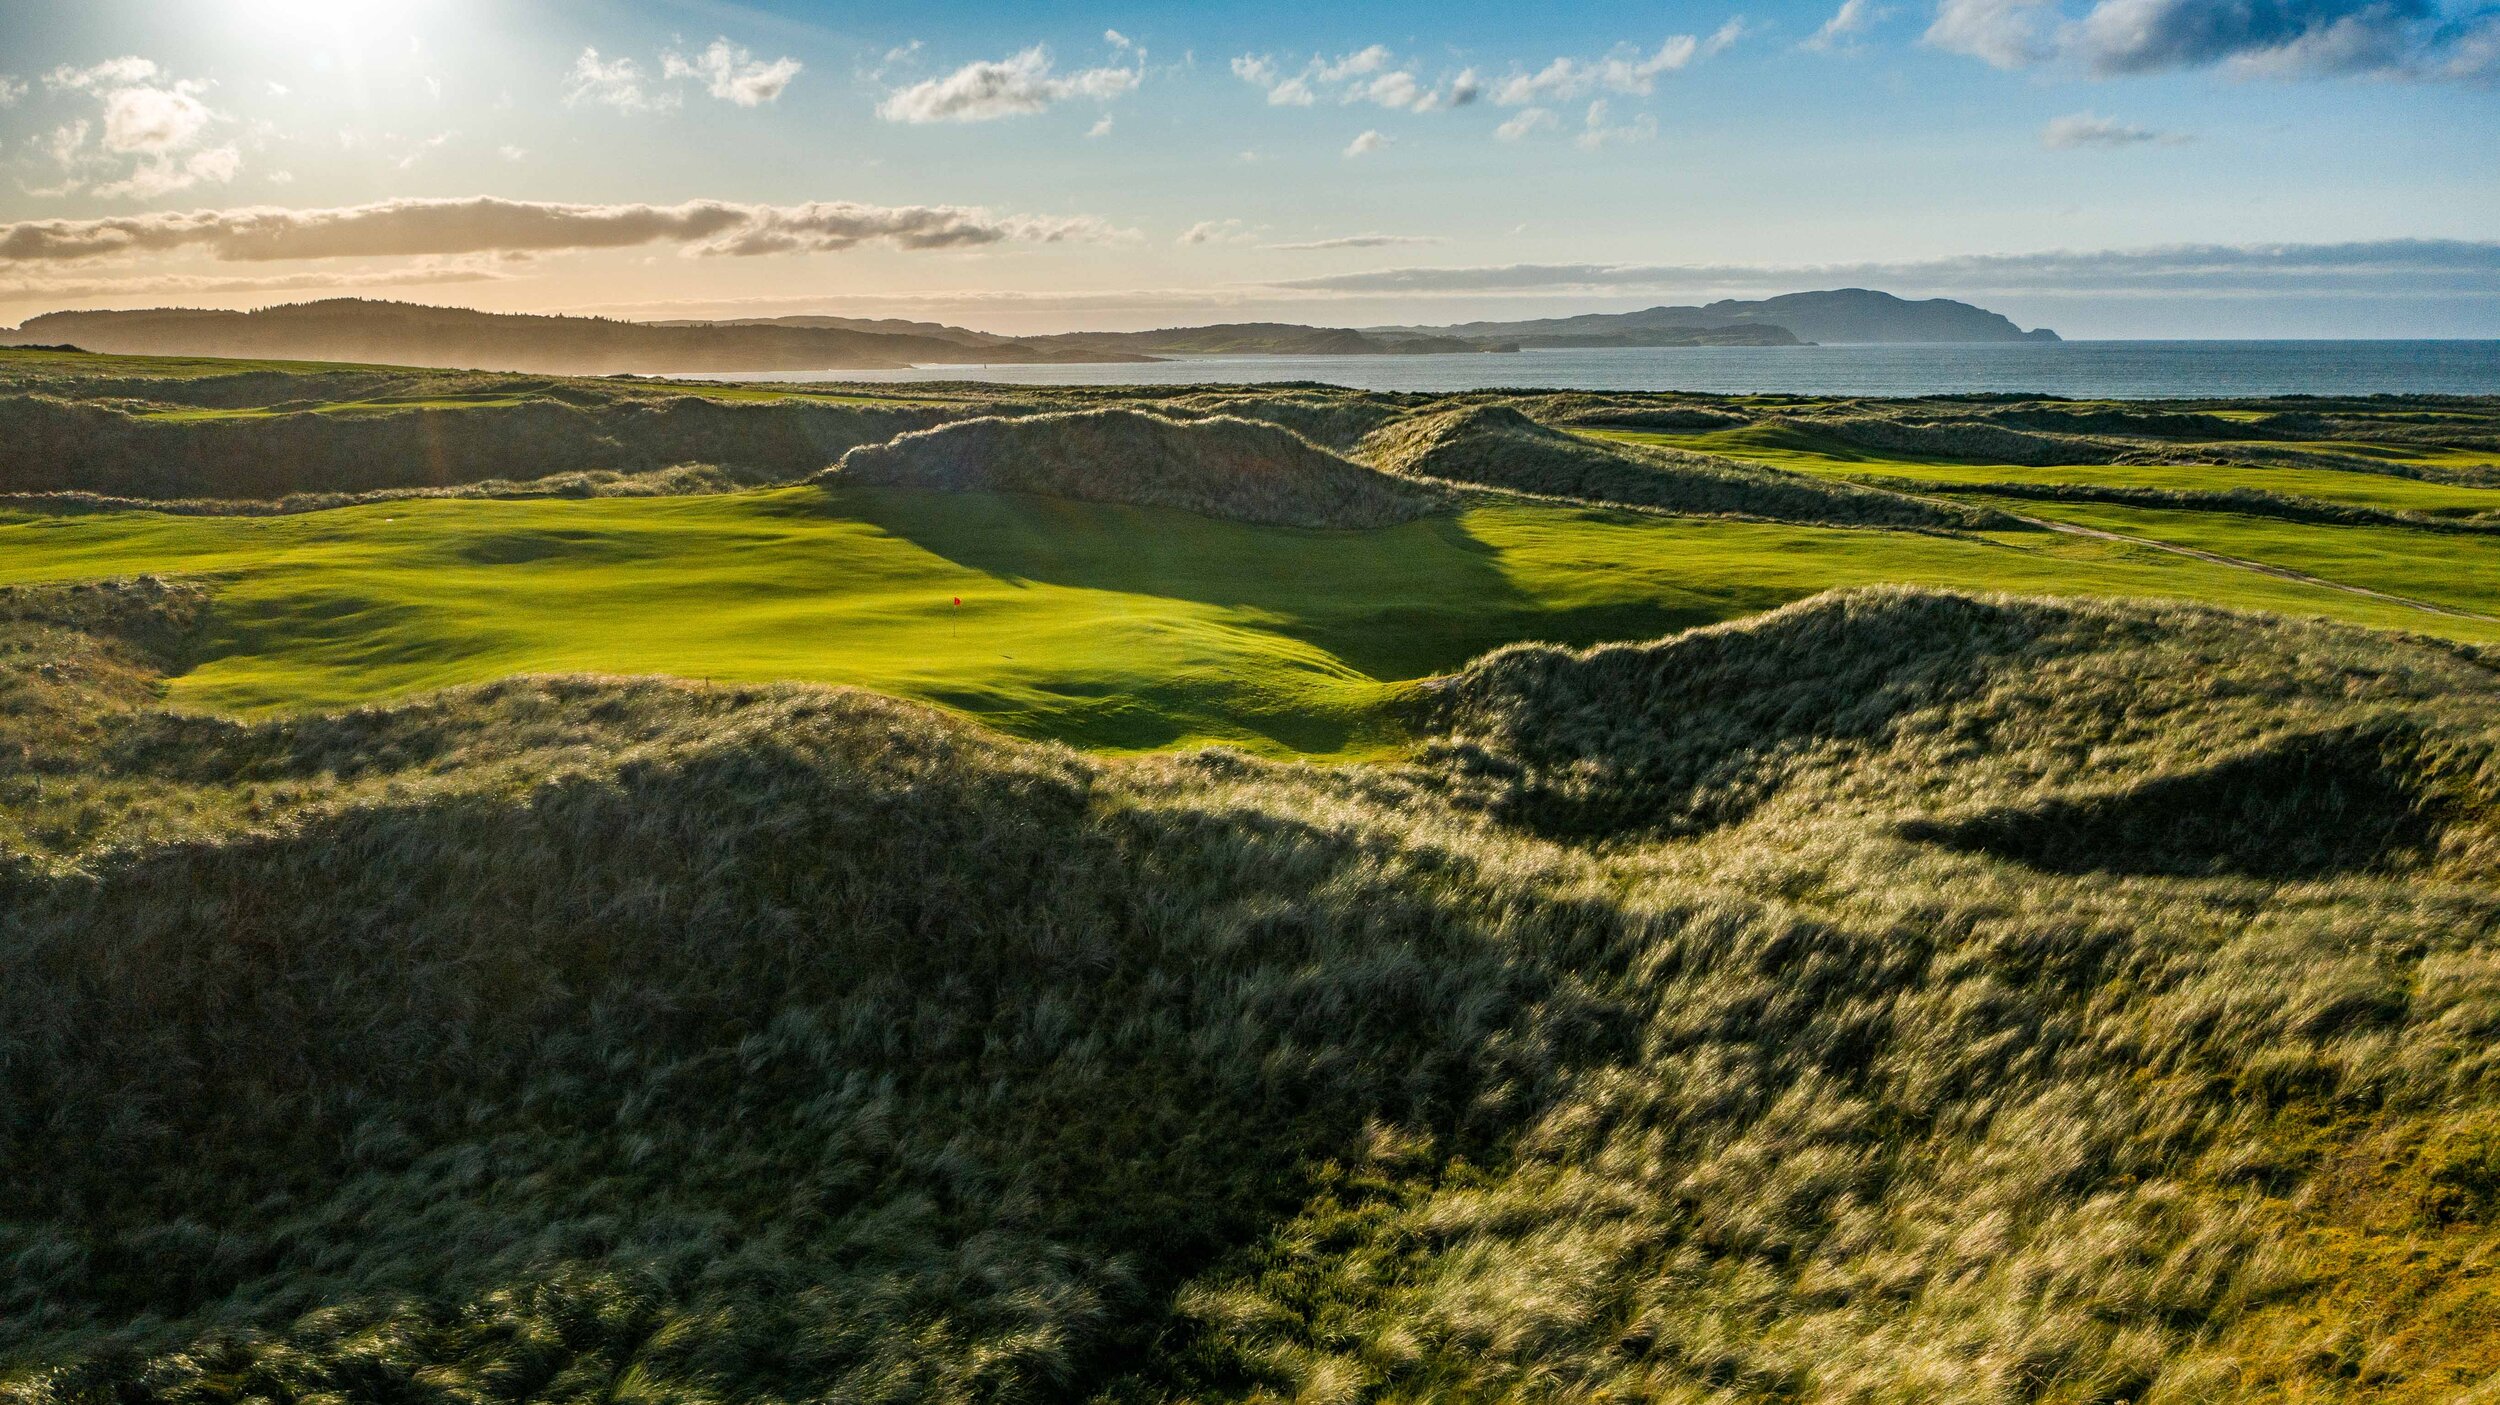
left=700, top=341, right=2500, bottom=398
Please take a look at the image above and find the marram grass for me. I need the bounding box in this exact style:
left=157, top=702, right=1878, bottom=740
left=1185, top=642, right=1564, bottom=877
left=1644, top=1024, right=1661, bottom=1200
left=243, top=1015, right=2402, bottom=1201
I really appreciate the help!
left=4, top=580, right=2500, bottom=1403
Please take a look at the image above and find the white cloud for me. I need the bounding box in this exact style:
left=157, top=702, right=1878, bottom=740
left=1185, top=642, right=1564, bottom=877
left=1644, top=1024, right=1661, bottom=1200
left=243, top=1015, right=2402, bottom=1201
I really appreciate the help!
left=100, top=85, right=213, bottom=154
left=1315, top=45, right=1394, bottom=82
left=90, top=144, right=242, bottom=200
left=2041, top=111, right=2189, bottom=146
left=564, top=48, right=674, bottom=111
left=499, top=144, right=527, bottom=161
left=1492, top=35, right=1707, bottom=104
left=1804, top=0, right=1888, bottom=50
left=45, top=56, right=161, bottom=92
left=1359, top=70, right=1424, bottom=108
left=1573, top=99, right=1659, bottom=149
left=265, top=80, right=291, bottom=98
left=1705, top=18, right=1750, bottom=55
left=39, top=120, right=91, bottom=170
left=1262, top=233, right=1441, bottom=250
left=0, top=197, right=1131, bottom=264
left=662, top=38, right=803, bottom=106
left=0, top=76, right=26, bottom=108
left=876, top=46, right=1140, bottom=122
left=1924, top=0, right=2059, bottom=66
left=1087, top=115, right=1114, bottom=137
left=1179, top=218, right=1252, bottom=245
left=28, top=56, right=241, bottom=199
left=1343, top=128, right=1389, bottom=157
left=1235, top=47, right=1480, bottom=110
left=1106, top=29, right=1134, bottom=50
left=1495, top=107, right=1557, bottom=140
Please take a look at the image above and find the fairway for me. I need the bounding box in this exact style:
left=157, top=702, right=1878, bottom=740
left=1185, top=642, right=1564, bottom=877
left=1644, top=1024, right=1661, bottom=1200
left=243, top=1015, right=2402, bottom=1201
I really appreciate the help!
left=1583, top=424, right=2500, bottom=513
left=8, top=483, right=2497, bottom=756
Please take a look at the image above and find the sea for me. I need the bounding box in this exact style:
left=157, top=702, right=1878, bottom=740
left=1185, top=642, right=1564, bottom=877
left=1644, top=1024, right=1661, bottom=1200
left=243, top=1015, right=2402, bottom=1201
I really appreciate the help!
left=693, top=340, right=2500, bottom=399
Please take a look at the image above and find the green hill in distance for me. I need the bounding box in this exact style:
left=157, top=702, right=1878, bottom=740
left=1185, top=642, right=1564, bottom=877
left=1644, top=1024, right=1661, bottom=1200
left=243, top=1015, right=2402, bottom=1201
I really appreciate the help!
left=0, top=287, right=2059, bottom=375
left=1383, top=287, right=2063, bottom=344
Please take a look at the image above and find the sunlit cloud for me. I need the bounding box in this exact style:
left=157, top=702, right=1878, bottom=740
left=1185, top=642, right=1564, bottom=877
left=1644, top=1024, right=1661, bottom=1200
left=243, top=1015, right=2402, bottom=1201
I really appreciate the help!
left=662, top=38, right=803, bottom=107
left=27, top=55, right=240, bottom=200
left=1231, top=47, right=1478, bottom=111
left=563, top=48, right=675, bottom=112
left=1495, top=107, right=1558, bottom=140
left=877, top=46, right=1139, bottom=123
left=1804, top=0, right=1890, bottom=50
left=0, top=197, right=1132, bottom=264
left=1491, top=32, right=1719, bottom=104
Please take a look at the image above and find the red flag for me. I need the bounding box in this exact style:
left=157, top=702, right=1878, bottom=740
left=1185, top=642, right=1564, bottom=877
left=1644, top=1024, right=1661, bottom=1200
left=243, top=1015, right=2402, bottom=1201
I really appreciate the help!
left=952, top=596, right=962, bottom=607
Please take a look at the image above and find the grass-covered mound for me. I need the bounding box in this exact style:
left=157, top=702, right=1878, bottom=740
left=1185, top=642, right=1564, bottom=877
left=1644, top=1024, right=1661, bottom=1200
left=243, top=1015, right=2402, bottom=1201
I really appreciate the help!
left=829, top=407, right=1451, bottom=529
left=1156, top=390, right=1414, bottom=452
left=0, top=391, right=971, bottom=502
left=1360, top=404, right=2007, bottom=530
left=8, top=580, right=2500, bottom=1401
left=1419, top=587, right=2499, bottom=860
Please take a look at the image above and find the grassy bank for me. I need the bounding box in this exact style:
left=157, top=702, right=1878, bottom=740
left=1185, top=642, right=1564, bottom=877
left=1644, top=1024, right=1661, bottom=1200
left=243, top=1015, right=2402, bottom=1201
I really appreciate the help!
left=6, top=486, right=2496, bottom=757
left=5, top=581, right=2499, bottom=1402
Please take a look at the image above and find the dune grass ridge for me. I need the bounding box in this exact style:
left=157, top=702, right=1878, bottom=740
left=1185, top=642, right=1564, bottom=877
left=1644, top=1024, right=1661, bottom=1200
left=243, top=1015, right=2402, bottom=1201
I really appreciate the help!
left=828, top=406, right=1453, bottom=529
left=7, top=577, right=2500, bottom=1400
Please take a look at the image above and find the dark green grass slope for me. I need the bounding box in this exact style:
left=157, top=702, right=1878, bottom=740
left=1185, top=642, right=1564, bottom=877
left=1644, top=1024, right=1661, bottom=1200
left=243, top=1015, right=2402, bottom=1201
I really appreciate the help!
left=1360, top=404, right=2010, bottom=531
left=6, top=582, right=2500, bottom=1402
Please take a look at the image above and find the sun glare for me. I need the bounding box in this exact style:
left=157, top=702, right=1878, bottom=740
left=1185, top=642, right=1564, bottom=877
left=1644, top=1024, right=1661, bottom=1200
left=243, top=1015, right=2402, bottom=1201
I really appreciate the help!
left=226, top=0, right=444, bottom=46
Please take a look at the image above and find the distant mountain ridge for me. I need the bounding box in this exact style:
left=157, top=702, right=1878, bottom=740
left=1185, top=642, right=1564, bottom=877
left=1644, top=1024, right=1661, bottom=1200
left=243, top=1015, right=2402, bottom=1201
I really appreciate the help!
left=0, top=289, right=2060, bottom=373
left=1, top=301, right=1150, bottom=375
left=1021, top=323, right=1488, bottom=357
left=1385, top=289, right=2061, bottom=345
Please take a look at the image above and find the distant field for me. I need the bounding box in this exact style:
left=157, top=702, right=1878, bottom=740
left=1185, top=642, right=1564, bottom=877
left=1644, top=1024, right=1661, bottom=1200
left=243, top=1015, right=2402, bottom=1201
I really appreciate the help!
left=1588, top=425, right=2500, bottom=513
left=7, top=485, right=2495, bottom=756
left=1583, top=423, right=2500, bottom=623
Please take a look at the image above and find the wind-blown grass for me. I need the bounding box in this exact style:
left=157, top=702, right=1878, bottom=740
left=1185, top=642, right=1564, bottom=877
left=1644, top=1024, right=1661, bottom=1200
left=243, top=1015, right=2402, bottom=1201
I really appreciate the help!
left=6, top=580, right=2500, bottom=1403
left=831, top=407, right=1449, bottom=529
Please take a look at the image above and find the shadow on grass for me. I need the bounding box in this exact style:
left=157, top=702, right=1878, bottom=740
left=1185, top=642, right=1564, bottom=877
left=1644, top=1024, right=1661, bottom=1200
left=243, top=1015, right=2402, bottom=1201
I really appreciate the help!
left=820, top=486, right=1721, bottom=683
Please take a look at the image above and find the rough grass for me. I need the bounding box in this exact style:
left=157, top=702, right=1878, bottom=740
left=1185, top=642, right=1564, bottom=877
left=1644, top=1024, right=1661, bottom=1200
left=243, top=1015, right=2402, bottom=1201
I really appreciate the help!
left=830, top=407, right=1449, bottom=529
left=6, top=580, right=2500, bottom=1403
left=0, top=391, right=976, bottom=500
left=1361, top=404, right=2008, bottom=531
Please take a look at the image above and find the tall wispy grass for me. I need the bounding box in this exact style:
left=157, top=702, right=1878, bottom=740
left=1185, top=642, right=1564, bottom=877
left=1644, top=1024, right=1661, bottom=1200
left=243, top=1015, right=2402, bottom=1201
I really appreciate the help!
left=5, top=578, right=2500, bottom=1401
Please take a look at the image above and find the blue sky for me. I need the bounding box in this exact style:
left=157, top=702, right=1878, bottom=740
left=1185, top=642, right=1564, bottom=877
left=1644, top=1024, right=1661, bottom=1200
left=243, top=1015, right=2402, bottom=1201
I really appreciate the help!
left=0, top=0, right=2493, bottom=336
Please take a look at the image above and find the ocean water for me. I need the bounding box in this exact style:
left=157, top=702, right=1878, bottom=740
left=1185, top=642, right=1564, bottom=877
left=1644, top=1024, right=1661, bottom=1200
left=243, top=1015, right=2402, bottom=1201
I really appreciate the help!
left=697, top=340, right=2500, bottom=399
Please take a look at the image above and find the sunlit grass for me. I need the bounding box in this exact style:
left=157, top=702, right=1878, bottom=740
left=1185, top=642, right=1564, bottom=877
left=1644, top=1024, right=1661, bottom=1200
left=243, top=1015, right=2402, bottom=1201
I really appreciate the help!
left=4, top=486, right=2494, bottom=758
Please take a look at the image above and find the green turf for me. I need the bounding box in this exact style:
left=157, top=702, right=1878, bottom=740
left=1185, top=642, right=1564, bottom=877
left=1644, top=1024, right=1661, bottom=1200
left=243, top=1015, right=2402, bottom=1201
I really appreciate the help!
left=1934, top=497, right=2500, bottom=620
left=1582, top=425, right=2500, bottom=511
left=5, top=486, right=2496, bottom=757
